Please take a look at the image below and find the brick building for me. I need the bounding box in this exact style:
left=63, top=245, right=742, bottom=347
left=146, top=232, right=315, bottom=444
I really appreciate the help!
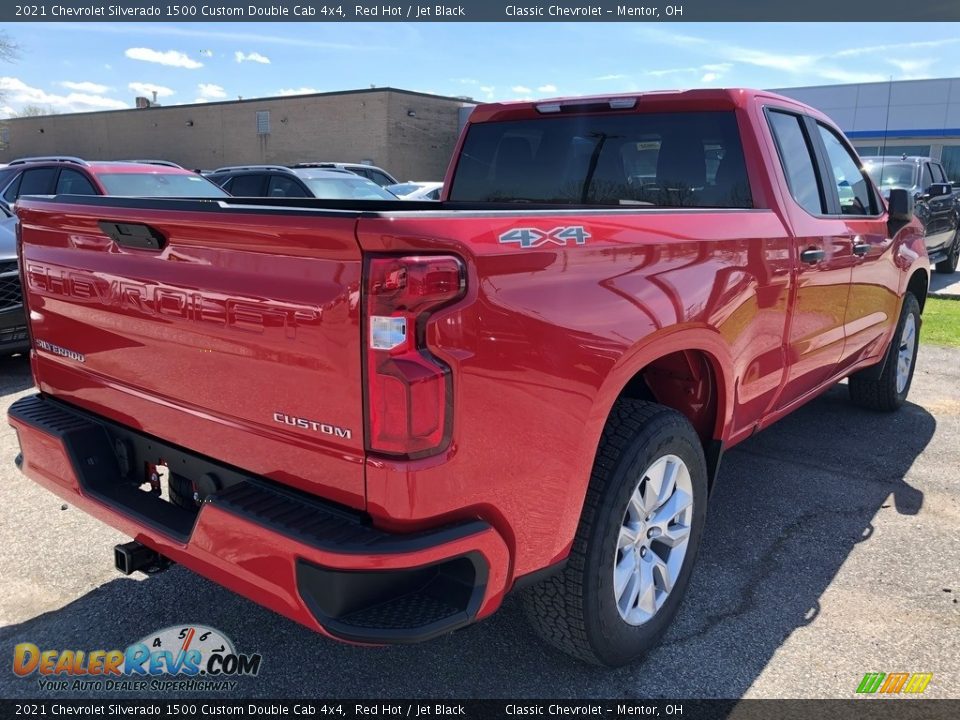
left=0, top=88, right=475, bottom=181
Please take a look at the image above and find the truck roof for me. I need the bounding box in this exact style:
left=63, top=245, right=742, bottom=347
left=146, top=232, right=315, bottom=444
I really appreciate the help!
left=466, top=88, right=819, bottom=123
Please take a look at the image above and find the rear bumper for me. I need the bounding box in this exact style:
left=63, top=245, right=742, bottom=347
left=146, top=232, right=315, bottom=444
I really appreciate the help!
left=8, top=394, right=510, bottom=644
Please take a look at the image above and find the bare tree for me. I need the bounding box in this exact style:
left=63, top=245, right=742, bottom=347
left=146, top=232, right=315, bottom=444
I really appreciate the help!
left=0, top=31, right=17, bottom=63
left=12, top=104, right=56, bottom=117
left=0, top=31, right=19, bottom=112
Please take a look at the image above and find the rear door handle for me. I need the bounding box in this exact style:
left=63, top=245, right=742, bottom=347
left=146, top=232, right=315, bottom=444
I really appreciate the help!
left=800, top=247, right=825, bottom=264
left=852, top=240, right=870, bottom=257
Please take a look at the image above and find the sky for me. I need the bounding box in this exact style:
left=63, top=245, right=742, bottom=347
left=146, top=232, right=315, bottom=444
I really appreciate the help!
left=1, top=22, right=959, bottom=116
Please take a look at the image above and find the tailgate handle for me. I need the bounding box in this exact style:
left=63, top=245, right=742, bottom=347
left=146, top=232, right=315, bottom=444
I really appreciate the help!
left=98, top=221, right=167, bottom=251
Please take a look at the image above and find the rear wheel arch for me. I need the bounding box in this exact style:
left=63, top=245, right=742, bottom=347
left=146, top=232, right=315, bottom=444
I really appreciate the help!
left=596, top=338, right=732, bottom=485
left=547, top=333, right=732, bottom=591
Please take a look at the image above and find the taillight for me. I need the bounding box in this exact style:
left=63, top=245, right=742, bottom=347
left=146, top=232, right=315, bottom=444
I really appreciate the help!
left=364, top=255, right=465, bottom=458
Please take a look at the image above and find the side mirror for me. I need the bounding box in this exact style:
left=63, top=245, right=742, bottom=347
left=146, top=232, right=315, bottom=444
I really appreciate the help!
left=927, top=182, right=952, bottom=198
left=888, top=187, right=914, bottom=224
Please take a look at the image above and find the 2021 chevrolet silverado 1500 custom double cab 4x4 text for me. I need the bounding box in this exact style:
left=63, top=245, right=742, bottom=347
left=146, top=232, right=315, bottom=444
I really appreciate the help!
left=9, top=89, right=929, bottom=666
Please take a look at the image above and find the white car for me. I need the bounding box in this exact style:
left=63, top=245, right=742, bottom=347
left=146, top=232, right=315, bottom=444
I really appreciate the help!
left=385, top=181, right=443, bottom=201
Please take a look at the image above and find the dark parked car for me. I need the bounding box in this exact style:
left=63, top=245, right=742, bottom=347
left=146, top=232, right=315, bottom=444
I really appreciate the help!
left=863, top=155, right=960, bottom=273
left=0, top=204, right=27, bottom=356
left=289, top=161, right=398, bottom=187
left=207, top=165, right=397, bottom=200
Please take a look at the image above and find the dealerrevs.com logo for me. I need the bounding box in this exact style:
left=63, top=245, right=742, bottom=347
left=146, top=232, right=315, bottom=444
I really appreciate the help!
left=13, top=625, right=262, bottom=692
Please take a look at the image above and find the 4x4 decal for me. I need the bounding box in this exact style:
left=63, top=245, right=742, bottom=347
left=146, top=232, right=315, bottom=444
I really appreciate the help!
left=498, top=226, right=591, bottom=248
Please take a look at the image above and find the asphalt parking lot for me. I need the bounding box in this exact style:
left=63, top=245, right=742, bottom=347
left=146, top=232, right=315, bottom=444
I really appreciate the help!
left=0, top=346, right=957, bottom=700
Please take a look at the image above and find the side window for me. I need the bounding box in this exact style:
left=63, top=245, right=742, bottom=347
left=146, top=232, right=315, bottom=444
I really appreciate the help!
left=55, top=169, right=98, bottom=195
left=920, top=163, right=934, bottom=190
left=929, top=163, right=946, bottom=184
left=369, top=170, right=392, bottom=186
left=940, top=147, right=960, bottom=185
left=0, top=169, right=17, bottom=194
left=18, top=168, right=57, bottom=197
left=227, top=174, right=265, bottom=196
left=816, top=124, right=876, bottom=216
left=267, top=175, right=308, bottom=198
left=3, top=173, right=22, bottom=202
left=767, top=111, right=824, bottom=215
left=426, top=187, right=441, bottom=200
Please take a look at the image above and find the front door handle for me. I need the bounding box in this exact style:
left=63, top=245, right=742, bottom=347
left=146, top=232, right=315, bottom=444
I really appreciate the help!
left=852, top=240, right=870, bottom=257
left=800, top=247, right=825, bottom=264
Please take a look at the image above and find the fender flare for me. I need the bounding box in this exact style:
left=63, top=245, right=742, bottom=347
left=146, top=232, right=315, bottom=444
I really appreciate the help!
left=551, top=325, right=735, bottom=563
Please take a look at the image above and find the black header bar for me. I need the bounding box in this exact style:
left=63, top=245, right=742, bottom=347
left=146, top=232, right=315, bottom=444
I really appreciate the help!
left=0, top=700, right=958, bottom=719
left=3, top=0, right=960, bottom=22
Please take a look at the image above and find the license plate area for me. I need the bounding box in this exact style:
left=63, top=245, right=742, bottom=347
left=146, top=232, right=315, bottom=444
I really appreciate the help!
left=48, top=400, right=253, bottom=542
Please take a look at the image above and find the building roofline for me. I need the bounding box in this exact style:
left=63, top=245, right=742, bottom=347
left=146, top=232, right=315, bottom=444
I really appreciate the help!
left=1, top=87, right=478, bottom=122
left=771, top=77, right=960, bottom=93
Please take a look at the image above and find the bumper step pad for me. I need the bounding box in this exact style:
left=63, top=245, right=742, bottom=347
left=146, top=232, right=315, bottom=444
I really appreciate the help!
left=10, top=393, right=491, bottom=644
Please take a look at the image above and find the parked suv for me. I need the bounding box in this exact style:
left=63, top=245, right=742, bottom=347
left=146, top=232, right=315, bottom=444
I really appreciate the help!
left=0, top=156, right=228, bottom=210
left=207, top=165, right=397, bottom=199
left=0, top=157, right=227, bottom=356
left=863, top=155, right=960, bottom=273
left=289, top=162, right=398, bottom=187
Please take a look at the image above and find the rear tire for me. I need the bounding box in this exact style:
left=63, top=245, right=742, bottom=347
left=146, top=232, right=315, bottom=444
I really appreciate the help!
left=848, top=292, right=920, bottom=412
left=935, top=231, right=959, bottom=274
left=522, top=400, right=708, bottom=666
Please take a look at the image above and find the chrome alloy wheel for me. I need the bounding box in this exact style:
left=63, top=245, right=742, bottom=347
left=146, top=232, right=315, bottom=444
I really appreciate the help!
left=896, top=313, right=917, bottom=395
left=613, top=454, right=694, bottom=626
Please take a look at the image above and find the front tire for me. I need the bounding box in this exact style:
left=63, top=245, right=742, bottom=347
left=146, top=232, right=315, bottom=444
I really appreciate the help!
left=848, top=292, right=920, bottom=411
left=935, top=231, right=960, bottom=274
left=522, top=400, right=708, bottom=666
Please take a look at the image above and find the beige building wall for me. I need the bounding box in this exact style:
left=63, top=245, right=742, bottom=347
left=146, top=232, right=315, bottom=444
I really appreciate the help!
left=0, top=89, right=472, bottom=181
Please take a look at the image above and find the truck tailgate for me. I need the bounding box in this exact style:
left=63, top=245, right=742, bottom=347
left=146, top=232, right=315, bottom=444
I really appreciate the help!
left=17, top=198, right=367, bottom=509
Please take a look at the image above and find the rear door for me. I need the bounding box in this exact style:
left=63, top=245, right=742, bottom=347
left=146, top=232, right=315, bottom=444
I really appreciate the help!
left=933, top=161, right=960, bottom=247
left=18, top=198, right=368, bottom=508
left=765, top=109, right=853, bottom=407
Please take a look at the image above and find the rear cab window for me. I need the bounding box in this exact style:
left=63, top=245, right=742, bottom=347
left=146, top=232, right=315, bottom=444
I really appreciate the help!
left=448, top=110, right=753, bottom=208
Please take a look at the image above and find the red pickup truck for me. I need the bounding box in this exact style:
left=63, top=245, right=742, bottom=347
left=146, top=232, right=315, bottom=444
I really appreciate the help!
left=9, top=89, right=928, bottom=666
